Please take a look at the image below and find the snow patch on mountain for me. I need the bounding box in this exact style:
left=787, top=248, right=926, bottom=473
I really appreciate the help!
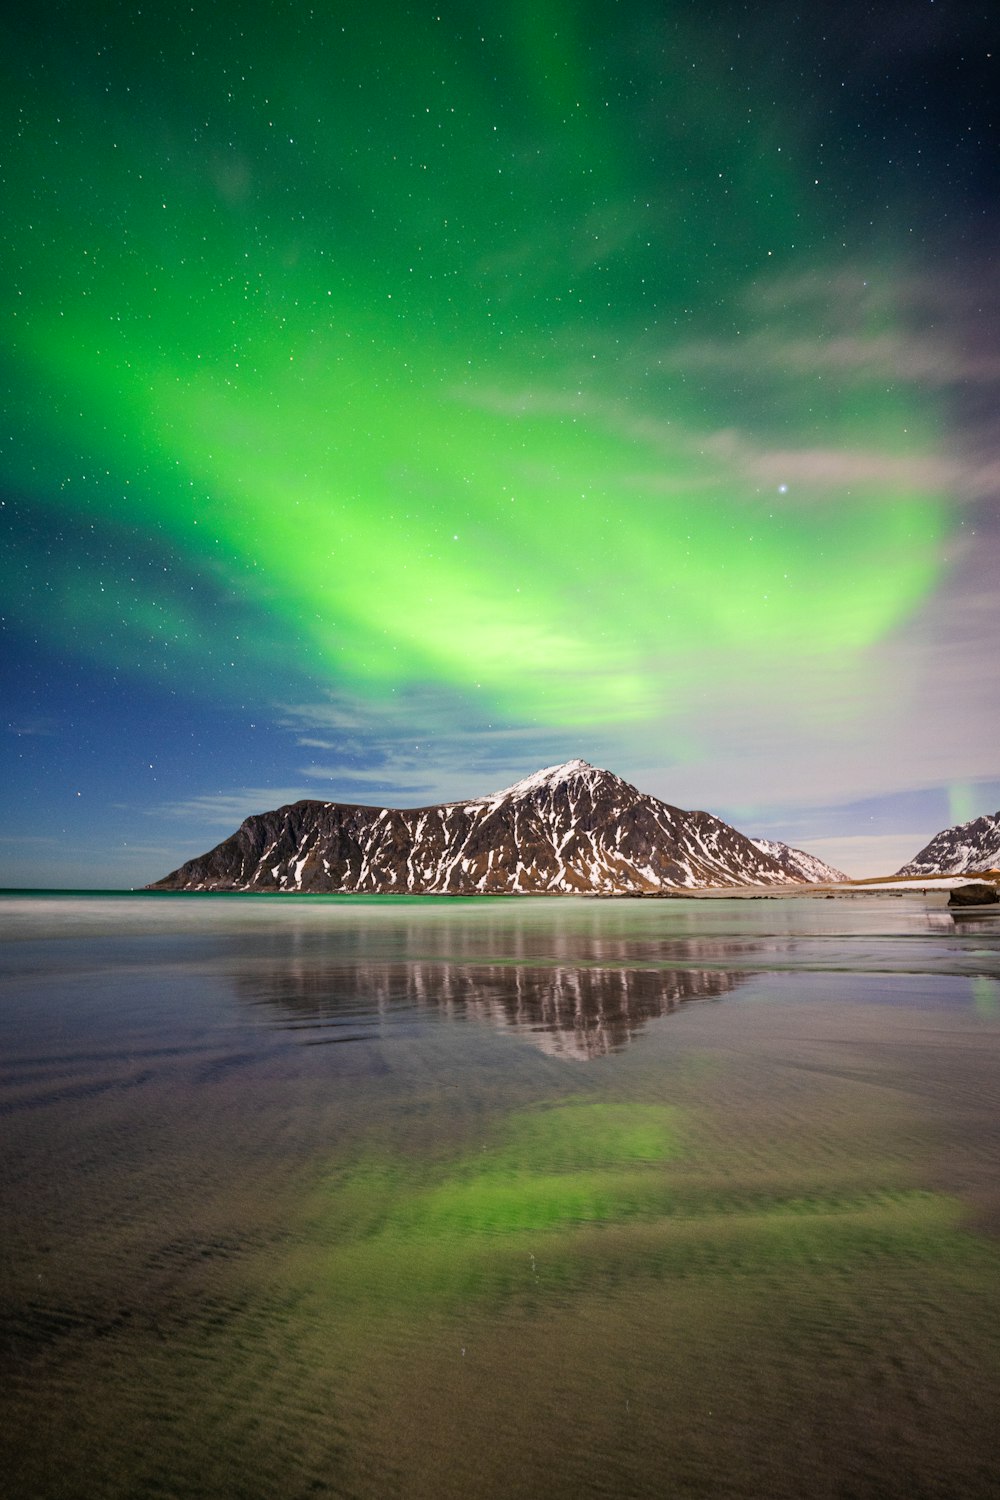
left=485, top=758, right=598, bottom=799
left=466, top=759, right=621, bottom=815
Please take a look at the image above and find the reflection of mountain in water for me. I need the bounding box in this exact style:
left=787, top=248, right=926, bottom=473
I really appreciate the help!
left=234, top=958, right=751, bottom=1060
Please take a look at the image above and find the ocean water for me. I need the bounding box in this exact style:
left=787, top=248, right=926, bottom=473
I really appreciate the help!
left=2, top=891, right=999, bottom=1499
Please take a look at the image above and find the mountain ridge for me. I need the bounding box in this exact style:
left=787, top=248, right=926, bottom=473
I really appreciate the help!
left=749, top=837, right=848, bottom=885
left=896, top=809, right=1000, bottom=877
left=148, top=760, right=846, bottom=895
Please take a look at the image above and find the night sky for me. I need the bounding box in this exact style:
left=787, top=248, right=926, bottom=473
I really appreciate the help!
left=2, top=1, right=998, bottom=886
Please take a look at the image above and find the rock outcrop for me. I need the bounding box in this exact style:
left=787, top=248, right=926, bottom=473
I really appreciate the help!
left=947, top=882, right=999, bottom=908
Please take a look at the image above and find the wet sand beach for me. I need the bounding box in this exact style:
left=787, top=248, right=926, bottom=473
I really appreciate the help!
left=2, top=892, right=999, bottom=1498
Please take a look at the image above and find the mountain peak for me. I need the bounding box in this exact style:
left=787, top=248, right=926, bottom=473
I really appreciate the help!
left=483, top=759, right=611, bottom=801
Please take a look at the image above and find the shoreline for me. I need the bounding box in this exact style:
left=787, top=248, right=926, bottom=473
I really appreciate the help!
left=5, top=881, right=996, bottom=902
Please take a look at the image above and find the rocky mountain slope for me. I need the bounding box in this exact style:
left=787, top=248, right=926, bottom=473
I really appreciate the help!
left=750, top=838, right=848, bottom=884
left=149, top=760, right=844, bottom=896
left=896, top=810, right=1000, bottom=876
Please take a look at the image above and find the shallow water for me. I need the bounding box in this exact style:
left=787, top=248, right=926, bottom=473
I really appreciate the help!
left=2, top=892, right=999, bottom=1498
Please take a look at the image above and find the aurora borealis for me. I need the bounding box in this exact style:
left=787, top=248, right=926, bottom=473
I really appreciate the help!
left=2, top=1, right=998, bottom=884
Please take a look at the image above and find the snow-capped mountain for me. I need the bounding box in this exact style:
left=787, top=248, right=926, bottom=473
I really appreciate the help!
left=896, top=810, right=1000, bottom=876
left=149, top=759, right=838, bottom=895
left=750, top=838, right=849, bottom=884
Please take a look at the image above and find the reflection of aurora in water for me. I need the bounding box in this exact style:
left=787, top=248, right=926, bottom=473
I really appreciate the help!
left=236, top=957, right=751, bottom=1059
left=3, top=893, right=1000, bottom=1499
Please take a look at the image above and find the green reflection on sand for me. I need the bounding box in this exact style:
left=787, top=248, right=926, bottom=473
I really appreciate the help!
left=304, top=1100, right=976, bottom=1311
left=973, top=976, right=1000, bottom=1018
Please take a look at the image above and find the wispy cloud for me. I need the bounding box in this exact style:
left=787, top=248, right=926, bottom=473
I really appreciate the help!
left=5, top=716, right=61, bottom=737
left=654, top=331, right=1000, bottom=388
left=297, top=763, right=440, bottom=798
left=699, top=428, right=951, bottom=492
left=255, top=688, right=622, bottom=811
left=455, top=376, right=972, bottom=501
left=156, top=788, right=324, bottom=827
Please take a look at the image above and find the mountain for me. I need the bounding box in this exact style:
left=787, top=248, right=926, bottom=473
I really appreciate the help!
left=148, top=759, right=838, bottom=896
left=749, top=838, right=849, bottom=884
left=896, top=810, right=1000, bottom=876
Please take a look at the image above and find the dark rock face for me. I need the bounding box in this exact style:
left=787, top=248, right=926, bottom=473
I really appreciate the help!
left=148, top=760, right=829, bottom=895
left=948, top=882, right=1000, bottom=907
left=898, top=811, right=1000, bottom=876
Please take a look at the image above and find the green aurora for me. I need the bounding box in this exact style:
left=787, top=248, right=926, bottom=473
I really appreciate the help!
left=2, top=2, right=948, bottom=732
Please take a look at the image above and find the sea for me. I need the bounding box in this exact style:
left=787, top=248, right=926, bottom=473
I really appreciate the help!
left=2, top=889, right=999, bottom=1500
